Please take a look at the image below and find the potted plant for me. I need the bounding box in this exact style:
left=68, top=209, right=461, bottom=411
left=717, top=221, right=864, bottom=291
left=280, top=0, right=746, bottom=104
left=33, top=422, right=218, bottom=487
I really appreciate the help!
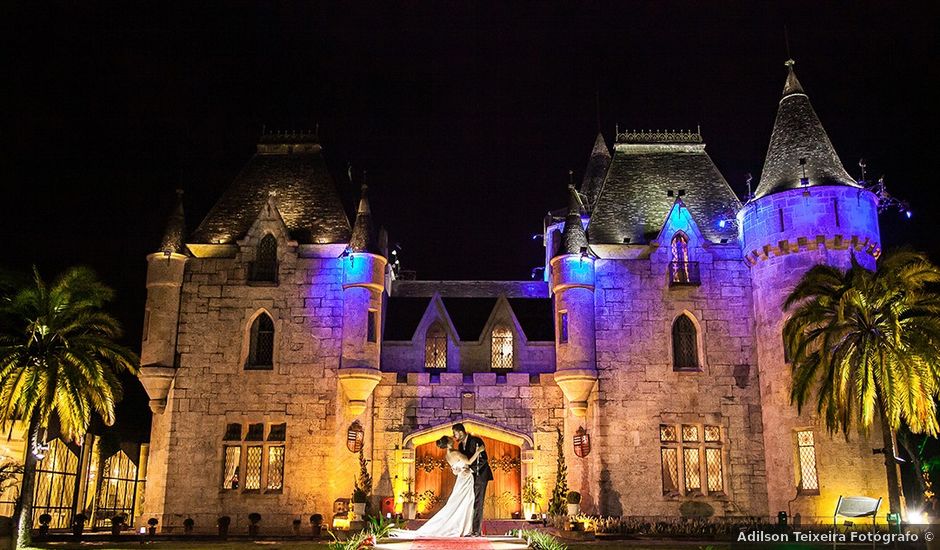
left=110, top=514, right=125, bottom=537
left=38, top=513, right=52, bottom=538
left=292, top=518, right=301, bottom=535
left=522, top=476, right=542, bottom=520
left=351, top=486, right=368, bottom=518
left=566, top=491, right=581, bottom=516
left=400, top=477, right=418, bottom=520
left=183, top=517, right=195, bottom=535
left=248, top=512, right=261, bottom=537
left=309, top=514, right=323, bottom=537
left=217, top=515, right=231, bottom=539
left=72, top=513, right=87, bottom=541
left=147, top=517, right=159, bottom=536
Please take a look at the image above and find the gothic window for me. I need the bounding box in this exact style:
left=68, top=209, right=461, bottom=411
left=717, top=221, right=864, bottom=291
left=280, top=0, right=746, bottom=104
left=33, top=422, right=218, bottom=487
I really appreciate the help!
left=669, top=232, right=699, bottom=285
left=250, top=234, right=278, bottom=282
left=93, top=450, right=140, bottom=528
left=796, top=430, right=819, bottom=494
left=246, top=313, right=274, bottom=370
left=660, top=423, right=724, bottom=497
left=672, top=314, right=700, bottom=371
left=425, top=323, right=447, bottom=370
left=221, top=422, right=287, bottom=493
left=491, top=325, right=513, bottom=370
left=558, top=311, right=569, bottom=344
left=31, top=438, right=80, bottom=529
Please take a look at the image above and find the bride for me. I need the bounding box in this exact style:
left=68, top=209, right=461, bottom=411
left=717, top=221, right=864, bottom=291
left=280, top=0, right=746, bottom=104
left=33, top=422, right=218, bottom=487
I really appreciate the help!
left=392, top=435, right=484, bottom=538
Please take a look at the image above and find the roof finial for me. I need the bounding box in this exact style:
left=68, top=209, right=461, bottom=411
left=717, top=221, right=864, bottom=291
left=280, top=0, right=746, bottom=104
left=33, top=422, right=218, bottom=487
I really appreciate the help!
left=568, top=169, right=574, bottom=185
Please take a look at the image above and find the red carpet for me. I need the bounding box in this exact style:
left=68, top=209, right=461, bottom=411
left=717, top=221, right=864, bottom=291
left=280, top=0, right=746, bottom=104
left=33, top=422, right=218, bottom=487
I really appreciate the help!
left=409, top=537, right=494, bottom=549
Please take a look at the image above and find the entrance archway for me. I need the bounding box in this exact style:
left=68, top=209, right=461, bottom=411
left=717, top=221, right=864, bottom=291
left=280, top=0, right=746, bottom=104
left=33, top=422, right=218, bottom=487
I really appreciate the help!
left=403, top=419, right=533, bottom=520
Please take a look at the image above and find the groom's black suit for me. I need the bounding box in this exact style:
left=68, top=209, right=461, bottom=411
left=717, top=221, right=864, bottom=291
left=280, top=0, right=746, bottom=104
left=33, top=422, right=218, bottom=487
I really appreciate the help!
left=459, top=434, right=493, bottom=534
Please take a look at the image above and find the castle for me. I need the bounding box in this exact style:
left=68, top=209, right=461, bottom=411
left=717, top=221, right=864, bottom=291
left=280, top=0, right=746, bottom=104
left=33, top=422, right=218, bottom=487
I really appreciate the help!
left=137, top=61, right=888, bottom=532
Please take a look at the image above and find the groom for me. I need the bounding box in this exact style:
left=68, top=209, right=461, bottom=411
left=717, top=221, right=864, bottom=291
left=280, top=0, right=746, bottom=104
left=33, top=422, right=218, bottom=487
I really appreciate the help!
left=453, top=423, right=493, bottom=536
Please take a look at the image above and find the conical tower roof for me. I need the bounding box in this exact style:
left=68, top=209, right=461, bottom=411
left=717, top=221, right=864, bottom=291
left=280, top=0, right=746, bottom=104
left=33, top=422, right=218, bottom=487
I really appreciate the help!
left=159, top=189, right=186, bottom=254
left=579, top=132, right=611, bottom=209
left=558, top=185, right=588, bottom=255
left=349, top=184, right=380, bottom=254
left=754, top=60, right=858, bottom=199
left=191, top=132, right=351, bottom=245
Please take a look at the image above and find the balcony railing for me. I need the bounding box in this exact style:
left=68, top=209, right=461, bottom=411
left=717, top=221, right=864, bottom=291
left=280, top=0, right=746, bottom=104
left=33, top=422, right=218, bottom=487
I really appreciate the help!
left=248, top=261, right=279, bottom=284
left=669, top=261, right=701, bottom=286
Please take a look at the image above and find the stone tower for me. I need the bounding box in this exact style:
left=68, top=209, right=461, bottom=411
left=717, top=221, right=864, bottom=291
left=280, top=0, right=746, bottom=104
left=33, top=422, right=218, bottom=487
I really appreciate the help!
left=741, top=60, right=886, bottom=518
left=338, top=184, right=387, bottom=417
left=551, top=185, right=597, bottom=418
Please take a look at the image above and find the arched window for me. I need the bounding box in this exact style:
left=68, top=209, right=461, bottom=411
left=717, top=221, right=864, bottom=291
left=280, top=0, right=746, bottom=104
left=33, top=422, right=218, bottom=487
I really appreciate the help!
left=672, top=314, right=699, bottom=371
left=491, top=325, right=513, bottom=370
left=251, top=234, right=278, bottom=282
left=669, top=232, right=699, bottom=285
left=247, top=313, right=275, bottom=369
left=425, top=323, right=447, bottom=370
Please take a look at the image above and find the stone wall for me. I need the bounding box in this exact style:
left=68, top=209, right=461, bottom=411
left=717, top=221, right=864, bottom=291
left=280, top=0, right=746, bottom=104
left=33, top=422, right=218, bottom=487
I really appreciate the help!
left=591, top=232, right=768, bottom=517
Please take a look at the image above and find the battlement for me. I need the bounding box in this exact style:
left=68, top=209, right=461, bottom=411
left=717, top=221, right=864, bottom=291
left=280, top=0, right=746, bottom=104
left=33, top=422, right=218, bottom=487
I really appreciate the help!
left=745, top=233, right=881, bottom=266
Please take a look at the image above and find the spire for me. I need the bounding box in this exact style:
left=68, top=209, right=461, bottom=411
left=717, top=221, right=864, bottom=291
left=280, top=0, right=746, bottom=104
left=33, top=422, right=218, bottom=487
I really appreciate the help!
left=579, top=132, right=611, bottom=209
left=782, top=59, right=804, bottom=97
left=349, top=184, right=379, bottom=254
left=558, top=185, right=588, bottom=256
left=159, top=189, right=186, bottom=254
left=754, top=59, right=857, bottom=199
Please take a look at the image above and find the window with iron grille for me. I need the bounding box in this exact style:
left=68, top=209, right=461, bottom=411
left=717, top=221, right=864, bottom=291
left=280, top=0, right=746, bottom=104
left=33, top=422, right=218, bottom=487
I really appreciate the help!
left=660, top=423, right=724, bottom=497
left=491, top=326, right=513, bottom=370
left=220, top=422, right=287, bottom=493
left=796, top=430, right=819, bottom=494
left=251, top=234, right=278, bottom=282
left=672, top=315, right=699, bottom=371
left=247, top=314, right=274, bottom=369
left=425, top=323, right=447, bottom=369
left=558, top=311, right=569, bottom=344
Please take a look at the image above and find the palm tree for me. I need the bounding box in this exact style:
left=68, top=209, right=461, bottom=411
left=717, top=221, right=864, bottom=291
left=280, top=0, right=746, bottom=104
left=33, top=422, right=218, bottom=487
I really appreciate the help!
left=783, top=250, right=940, bottom=517
left=0, top=267, right=138, bottom=548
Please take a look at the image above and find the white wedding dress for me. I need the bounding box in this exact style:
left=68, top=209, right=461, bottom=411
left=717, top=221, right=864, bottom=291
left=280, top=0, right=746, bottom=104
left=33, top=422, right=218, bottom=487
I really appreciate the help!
left=392, top=450, right=475, bottom=538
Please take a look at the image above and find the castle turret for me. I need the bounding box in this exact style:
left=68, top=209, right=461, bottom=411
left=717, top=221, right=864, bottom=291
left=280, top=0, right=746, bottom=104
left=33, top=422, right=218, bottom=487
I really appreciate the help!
left=550, top=186, right=597, bottom=417
left=338, top=184, right=386, bottom=416
left=139, top=189, right=188, bottom=414
left=741, top=60, right=885, bottom=517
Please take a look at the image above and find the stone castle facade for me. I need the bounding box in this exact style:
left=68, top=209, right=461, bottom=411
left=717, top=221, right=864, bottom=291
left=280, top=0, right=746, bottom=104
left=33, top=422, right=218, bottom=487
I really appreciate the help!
left=138, top=62, right=888, bottom=533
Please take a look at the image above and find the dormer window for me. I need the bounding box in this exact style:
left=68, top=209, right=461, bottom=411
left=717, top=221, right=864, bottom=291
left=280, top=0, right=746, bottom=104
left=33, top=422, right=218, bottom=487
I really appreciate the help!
left=669, top=232, right=700, bottom=286
left=491, top=325, right=513, bottom=370
left=425, top=323, right=447, bottom=370
left=250, top=234, right=278, bottom=283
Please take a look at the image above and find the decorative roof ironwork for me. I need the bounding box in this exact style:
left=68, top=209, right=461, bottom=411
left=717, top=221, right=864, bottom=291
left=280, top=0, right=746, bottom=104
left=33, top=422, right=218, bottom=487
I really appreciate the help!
left=615, top=126, right=703, bottom=144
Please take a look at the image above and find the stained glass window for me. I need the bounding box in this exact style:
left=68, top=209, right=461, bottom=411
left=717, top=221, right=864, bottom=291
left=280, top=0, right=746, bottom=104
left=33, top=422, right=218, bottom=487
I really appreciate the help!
left=683, top=448, right=701, bottom=492
left=268, top=423, right=286, bottom=441
left=672, top=315, right=699, bottom=371
left=682, top=425, right=699, bottom=442
left=661, top=448, right=679, bottom=494
left=706, top=448, right=723, bottom=492
left=425, top=323, right=447, bottom=369
left=246, top=423, right=264, bottom=441
left=222, top=446, right=241, bottom=490
left=223, top=423, right=242, bottom=441
left=704, top=425, right=720, bottom=442
left=660, top=425, right=677, bottom=442
left=245, top=446, right=263, bottom=490
left=797, top=430, right=819, bottom=492
left=491, top=326, right=513, bottom=370
left=267, top=446, right=285, bottom=490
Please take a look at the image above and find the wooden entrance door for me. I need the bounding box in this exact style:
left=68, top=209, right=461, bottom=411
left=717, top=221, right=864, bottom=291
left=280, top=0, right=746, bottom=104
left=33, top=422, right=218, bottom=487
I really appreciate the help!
left=414, top=435, right=521, bottom=519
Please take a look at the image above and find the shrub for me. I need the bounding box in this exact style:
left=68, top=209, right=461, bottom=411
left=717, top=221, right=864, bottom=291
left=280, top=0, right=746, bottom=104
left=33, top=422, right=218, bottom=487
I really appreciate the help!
left=147, top=517, right=159, bottom=527
left=39, top=513, right=52, bottom=525
left=110, top=514, right=125, bottom=526
left=217, top=516, right=231, bottom=528
left=248, top=512, right=262, bottom=524
left=514, top=529, right=568, bottom=550
left=310, top=514, right=323, bottom=525
left=566, top=491, right=581, bottom=504
left=679, top=501, right=714, bottom=518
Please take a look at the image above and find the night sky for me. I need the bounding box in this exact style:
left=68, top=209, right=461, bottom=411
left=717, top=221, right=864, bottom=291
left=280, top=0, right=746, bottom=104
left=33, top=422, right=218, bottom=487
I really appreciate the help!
left=2, top=2, right=938, bottom=436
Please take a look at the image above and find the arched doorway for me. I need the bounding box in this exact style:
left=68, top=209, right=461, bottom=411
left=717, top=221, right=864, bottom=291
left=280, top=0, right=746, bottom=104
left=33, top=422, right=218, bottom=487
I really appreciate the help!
left=403, top=420, right=532, bottom=520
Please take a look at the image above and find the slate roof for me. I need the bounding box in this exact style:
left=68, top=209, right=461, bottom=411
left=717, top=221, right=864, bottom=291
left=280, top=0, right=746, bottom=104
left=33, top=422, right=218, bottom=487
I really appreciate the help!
left=383, top=296, right=554, bottom=342
left=349, top=184, right=380, bottom=253
left=589, top=133, right=741, bottom=244
left=754, top=61, right=858, bottom=199
left=579, top=132, right=611, bottom=209
left=159, top=189, right=186, bottom=254
left=191, top=139, right=351, bottom=245
left=559, top=185, right=588, bottom=255
left=384, top=297, right=431, bottom=340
